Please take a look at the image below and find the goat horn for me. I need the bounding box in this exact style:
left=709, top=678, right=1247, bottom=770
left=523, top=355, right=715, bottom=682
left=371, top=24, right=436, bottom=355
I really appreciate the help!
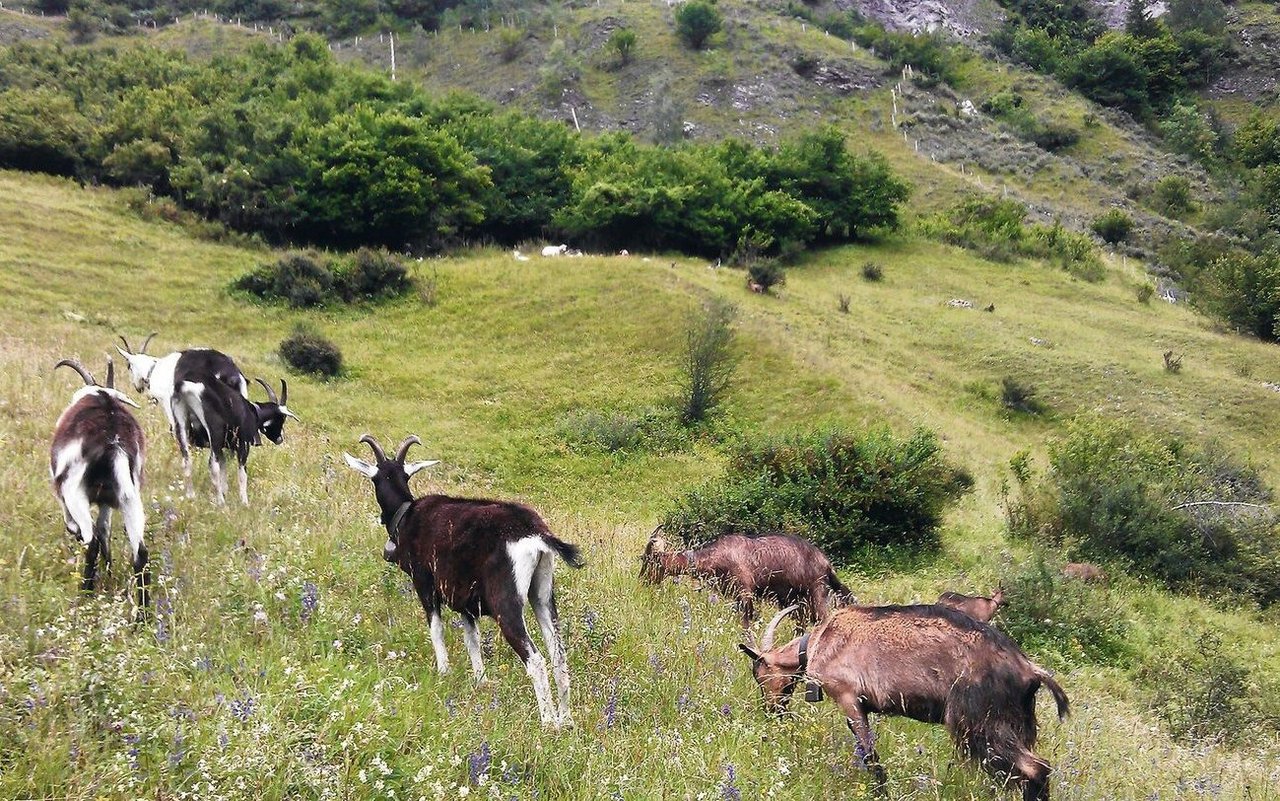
left=761, top=604, right=801, bottom=652
left=118, top=334, right=133, bottom=354
left=254, top=377, right=279, bottom=404
left=279, top=378, right=288, bottom=406
left=54, top=359, right=96, bottom=386
left=139, top=332, right=157, bottom=354
left=359, top=434, right=388, bottom=463
left=395, top=435, right=421, bottom=464
left=105, top=357, right=115, bottom=389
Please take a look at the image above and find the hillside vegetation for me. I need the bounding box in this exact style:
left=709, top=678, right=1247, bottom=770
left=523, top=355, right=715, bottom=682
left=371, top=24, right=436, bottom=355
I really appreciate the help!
left=1, top=0, right=1280, bottom=798
left=2, top=166, right=1280, bottom=799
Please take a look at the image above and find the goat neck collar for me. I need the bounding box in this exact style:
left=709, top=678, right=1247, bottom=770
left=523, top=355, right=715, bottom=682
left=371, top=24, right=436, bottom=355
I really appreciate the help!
left=797, top=631, right=824, bottom=702
left=388, top=500, right=413, bottom=540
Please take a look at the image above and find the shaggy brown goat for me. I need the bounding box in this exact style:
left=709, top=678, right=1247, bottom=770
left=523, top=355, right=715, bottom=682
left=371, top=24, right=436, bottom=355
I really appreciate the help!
left=740, top=604, right=1069, bottom=801
left=937, top=587, right=1005, bottom=623
left=1062, top=562, right=1107, bottom=583
left=639, top=529, right=854, bottom=632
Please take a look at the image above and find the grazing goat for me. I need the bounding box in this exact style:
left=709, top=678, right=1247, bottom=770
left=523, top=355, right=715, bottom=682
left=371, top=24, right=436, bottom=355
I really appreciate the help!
left=173, top=372, right=298, bottom=505
left=541, top=244, right=569, bottom=257
left=117, top=334, right=297, bottom=504
left=640, top=528, right=854, bottom=634
left=344, top=434, right=584, bottom=729
left=50, top=358, right=150, bottom=615
left=936, top=587, right=1005, bottom=623
left=740, top=604, right=1069, bottom=801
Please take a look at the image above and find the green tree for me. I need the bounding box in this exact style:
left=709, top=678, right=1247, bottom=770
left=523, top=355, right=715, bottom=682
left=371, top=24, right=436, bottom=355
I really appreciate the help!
left=1125, top=0, right=1161, bottom=39
left=1091, top=209, right=1134, bottom=245
left=1064, top=32, right=1150, bottom=114
left=675, top=0, right=721, bottom=50
left=1167, top=0, right=1227, bottom=35
left=1234, top=114, right=1280, bottom=168
left=287, top=106, right=490, bottom=247
left=1158, top=102, right=1218, bottom=163
left=0, top=87, right=87, bottom=176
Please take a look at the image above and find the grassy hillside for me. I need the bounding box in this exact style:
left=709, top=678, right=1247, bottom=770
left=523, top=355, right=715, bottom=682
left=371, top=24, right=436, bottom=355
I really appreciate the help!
left=2, top=170, right=1279, bottom=800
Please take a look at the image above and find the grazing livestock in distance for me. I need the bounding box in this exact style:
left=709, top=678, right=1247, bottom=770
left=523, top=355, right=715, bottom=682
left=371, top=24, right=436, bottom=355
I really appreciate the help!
left=1062, top=562, right=1107, bottom=583
left=740, top=604, right=1069, bottom=801
left=936, top=587, right=1005, bottom=623
left=640, top=529, right=854, bottom=633
left=541, top=244, right=569, bottom=257
left=50, top=358, right=150, bottom=616
left=344, top=434, right=584, bottom=729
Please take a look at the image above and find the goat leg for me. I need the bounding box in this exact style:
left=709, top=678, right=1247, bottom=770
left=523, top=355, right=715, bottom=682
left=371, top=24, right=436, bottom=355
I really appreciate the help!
left=81, top=536, right=102, bottom=593
left=842, top=702, right=888, bottom=795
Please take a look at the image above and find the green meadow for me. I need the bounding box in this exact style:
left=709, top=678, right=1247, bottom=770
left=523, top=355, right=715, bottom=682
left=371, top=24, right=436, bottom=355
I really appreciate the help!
left=1, top=168, right=1279, bottom=800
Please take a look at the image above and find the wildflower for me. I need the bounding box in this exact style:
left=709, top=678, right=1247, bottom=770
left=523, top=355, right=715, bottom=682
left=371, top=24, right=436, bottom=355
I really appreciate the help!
left=720, top=703, right=731, bottom=719
left=676, top=688, right=691, bottom=713
left=301, top=581, right=319, bottom=623
left=721, top=764, right=741, bottom=801
left=169, top=727, right=185, bottom=768
left=583, top=608, right=598, bottom=633
left=252, top=604, right=268, bottom=627
left=467, top=742, right=491, bottom=785
left=155, top=595, right=174, bottom=644
left=444, top=697, right=457, bottom=718
left=602, top=680, right=619, bottom=729
left=230, top=694, right=256, bottom=723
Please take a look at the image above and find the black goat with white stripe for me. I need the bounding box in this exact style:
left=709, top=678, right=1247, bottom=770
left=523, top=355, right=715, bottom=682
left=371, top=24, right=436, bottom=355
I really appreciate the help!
left=344, top=434, right=584, bottom=729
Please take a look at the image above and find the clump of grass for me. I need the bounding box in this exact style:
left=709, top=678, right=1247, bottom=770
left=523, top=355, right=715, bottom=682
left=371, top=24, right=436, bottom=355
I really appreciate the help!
left=837, top=293, right=851, bottom=313
left=1000, top=376, right=1045, bottom=415
left=861, top=261, right=883, bottom=281
left=279, top=325, right=343, bottom=377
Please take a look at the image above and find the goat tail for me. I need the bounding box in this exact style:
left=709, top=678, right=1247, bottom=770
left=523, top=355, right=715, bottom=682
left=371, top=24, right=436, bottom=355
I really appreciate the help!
left=826, top=569, right=856, bottom=606
left=1037, top=668, right=1070, bottom=721
left=544, top=535, right=585, bottom=569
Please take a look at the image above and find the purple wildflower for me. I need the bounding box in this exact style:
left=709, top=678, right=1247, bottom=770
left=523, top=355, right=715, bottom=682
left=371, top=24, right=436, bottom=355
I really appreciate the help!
left=679, top=597, right=692, bottom=634
left=721, top=764, right=741, bottom=801
left=169, top=727, right=185, bottom=768
left=123, top=733, right=140, bottom=771
left=602, top=680, right=619, bottom=729
left=229, top=694, right=256, bottom=723
left=647, top=652, right=663, bottom=676
left=583, top=608, right=598, bottom=633
left=218, top=728, right=229, bottom=750
left=720, top=703, right=732, bottom=719
left=444, top=697, right=457, bottom=718
left=468, top=742, right=492, bottom=785
left=155, top=595, right=174, bottom=644
left=300, top=581, right=319, bottom=623
left=676, top=687, right=691, bottom=714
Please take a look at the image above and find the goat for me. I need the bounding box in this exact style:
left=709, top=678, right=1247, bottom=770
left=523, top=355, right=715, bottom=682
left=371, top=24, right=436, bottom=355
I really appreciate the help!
left=739, top=604, right=1069, bottom=801
left=936, top=587, right=1005, bottom=623
left=1062, top=562, right=1106, bottom=583
left=50, top=358, right=150, bottom=616
left=541, top=244, right=569, bottom=257
left=344, top=434, right=584, bottom=729
left=640, top=528, right=854, bottom=634
left=117, top=334, right=297, bottom=503
left=172, top=372, right=298, bottom=505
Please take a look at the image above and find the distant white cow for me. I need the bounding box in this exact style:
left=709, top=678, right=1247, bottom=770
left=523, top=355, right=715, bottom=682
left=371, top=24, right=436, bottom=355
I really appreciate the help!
left=542, top=244, right=569, bottom=257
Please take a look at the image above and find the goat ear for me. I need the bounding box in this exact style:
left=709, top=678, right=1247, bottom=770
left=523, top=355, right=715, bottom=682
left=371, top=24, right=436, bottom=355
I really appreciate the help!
left=343, top=453, right=378, bottom=479
left=403, top=459, right=440, bottom=477
left=738, top=643, right=763, bottom=662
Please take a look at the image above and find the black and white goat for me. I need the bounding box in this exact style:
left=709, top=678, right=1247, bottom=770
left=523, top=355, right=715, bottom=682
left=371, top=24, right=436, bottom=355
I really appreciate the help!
left=50, top=357, right=150, bottom=614
left=116, top=333, right=297, bottom=504
left=344, top=434, right=584, bottom=729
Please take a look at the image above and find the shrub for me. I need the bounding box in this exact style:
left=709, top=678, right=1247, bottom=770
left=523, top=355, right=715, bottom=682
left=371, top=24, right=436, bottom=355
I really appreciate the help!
left=1136, top=631, right=1273, bottom=744
left=606, top=28, right=637, bottom=67
left=662, top=426, right=969, bottom=564
left=1135, top=282, right=1155, bottom=304
left=279, top=325, right=343, bottom=377
left=675, top=1, right=722, bottom=50
left=1000, top=376, right=1045, bottom=415
left=837, top=293, right=850, bottom=313
left=746, top=261, right=785, bottom=294
left=1004, top=415, right=1280, bottom=604
left=233, top=249, right=413, bottom=307
left=496, top=28, right=526, bottom=63
left=557, top=409, right=643, bottom=452
left=1091, top=209, right=1134, bottom=245
left=861, top=261, right=883, bottom=281
left=996, top=553, right=1133, bottom=668
left=678, top=298, right=738, bottom=425
left=1150, top=175, right=1195, bottom=217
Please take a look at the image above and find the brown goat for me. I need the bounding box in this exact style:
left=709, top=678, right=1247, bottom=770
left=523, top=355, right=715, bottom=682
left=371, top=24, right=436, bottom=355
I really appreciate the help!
left=936, top=587, right=1005, bottom=623
left=740, top=604, right=1069, bottom=801
left=639, top=529, right=854, bottom=632
left=1062, top=562, right=1106, bottom=583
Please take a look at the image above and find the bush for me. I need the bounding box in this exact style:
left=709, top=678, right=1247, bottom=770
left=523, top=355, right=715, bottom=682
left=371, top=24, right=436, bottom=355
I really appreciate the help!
left=1000, top=376, right=1045, bottom=415
left=678, top=298, right=738, bottom=425
left=746, top=261, right=785, bottom=294
left=675, top=1, right=721, bottom=50
left=861, top=261, right=883, bottom=281
left=1136, top=631, right=1275, bottom=744
left=661, top=426, right=969, bottom=564
left=1091, top=209, right=1134, bottom=245
left=1004, top=415, right=1280, bottom=604
left=496, top=28, right=525, bottom=63
left=233, top=249, right=413, bottom=307
left=1150, top=175, right=1195, bottom=217
left=996, top=553, right=1134, bottom=668
left=557, top=407, right=685, bottom=453
left=279, top=325, right=343, bottom=377
left=606, top=28, right=637, bottom=67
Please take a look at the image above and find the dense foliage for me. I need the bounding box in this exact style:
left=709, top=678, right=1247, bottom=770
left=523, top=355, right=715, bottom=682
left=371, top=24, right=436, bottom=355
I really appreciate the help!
left=0, top=40, right=908, bottom=257
left=279, top=324, right=344, bottom=377
left=233, top=249, right=411, bottom=306
left=662, top=427, right=969, bottom=564
left=1005, top=416, right=1280, bottom=605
